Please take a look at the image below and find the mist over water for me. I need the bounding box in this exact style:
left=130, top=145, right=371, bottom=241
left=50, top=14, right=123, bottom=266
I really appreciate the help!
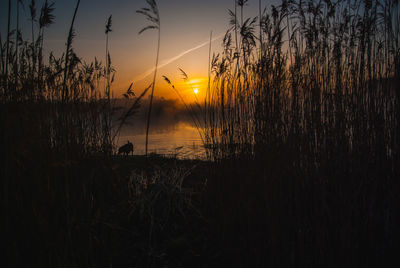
left=118, top=122, right=205, bottom=159
left=114, top=97, right=206, bottom=158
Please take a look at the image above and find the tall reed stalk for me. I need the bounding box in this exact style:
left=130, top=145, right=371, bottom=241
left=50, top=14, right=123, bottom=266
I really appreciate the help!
left=104, top=15, right=113, bottom=155
left=137, top=0, right=161, bottom=156
left=14, top=0, right=22, bottom=88
left=5, top=0, right=11, bottom=95
left=62, top=0, right=80, bottom=102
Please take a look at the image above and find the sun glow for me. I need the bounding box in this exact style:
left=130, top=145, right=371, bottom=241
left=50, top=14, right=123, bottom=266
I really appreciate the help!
left=188, top=78, right=203, bottom=85
left=176, top=77, right=207, bottom=101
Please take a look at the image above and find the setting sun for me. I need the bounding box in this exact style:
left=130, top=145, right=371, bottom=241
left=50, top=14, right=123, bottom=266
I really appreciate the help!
left=1, top=0, right=399, bottom=266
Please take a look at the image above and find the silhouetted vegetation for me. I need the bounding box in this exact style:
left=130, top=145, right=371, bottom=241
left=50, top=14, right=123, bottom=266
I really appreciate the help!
left=1, top=0, right=399, bottom=267
left=0, top=0, right=155, bottom=266
left=137, top=0, right=161, bottom=156
left=203, top=0, right=400, bottom=266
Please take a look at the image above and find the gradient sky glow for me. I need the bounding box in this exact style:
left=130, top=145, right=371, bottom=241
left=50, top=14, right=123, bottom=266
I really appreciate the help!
left=1, top=0, right=277, bottom=101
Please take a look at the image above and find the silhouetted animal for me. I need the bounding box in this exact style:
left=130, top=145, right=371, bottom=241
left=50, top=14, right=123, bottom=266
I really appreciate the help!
left=118, top=141, right=134, bottom=156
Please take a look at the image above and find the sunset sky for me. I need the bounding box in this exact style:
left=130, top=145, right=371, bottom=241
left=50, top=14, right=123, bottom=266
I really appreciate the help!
left=1, top=0, right=278, bottom=101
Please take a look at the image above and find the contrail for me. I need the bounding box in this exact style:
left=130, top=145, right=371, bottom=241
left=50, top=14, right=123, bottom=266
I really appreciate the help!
left=134, top=33, right=224, bottom=82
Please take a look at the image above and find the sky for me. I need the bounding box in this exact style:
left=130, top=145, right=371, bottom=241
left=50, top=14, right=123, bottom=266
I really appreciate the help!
left=1, top=0, right=278, bottom=101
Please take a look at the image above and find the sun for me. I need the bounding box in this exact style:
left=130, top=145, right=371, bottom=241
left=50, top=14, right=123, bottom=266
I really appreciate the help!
left=193, top=88, right=199, bottom=94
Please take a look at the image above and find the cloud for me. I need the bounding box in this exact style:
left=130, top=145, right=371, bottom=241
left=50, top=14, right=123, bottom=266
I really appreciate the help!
left=134, top=33, right=224, bottom=82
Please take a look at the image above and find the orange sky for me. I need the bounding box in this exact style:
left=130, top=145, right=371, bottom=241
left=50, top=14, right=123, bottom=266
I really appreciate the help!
left=111, top=30, right=224, bottom=103
left=1, top=0, right=278, bottom=103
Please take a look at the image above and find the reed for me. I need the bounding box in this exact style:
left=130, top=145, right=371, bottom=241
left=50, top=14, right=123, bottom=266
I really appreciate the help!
left=0, top=2, right=147, bottom=265
left=204, top=0, right=399, bottom=160
left=1, top=0, right=399, bottom=266
left=203, top=0, right=400, bottom=265
left=5, top=0, right=11, bottom=92
left=162, top=71, right=205, bottom=144
left=137, top=0, right=161, bottom=156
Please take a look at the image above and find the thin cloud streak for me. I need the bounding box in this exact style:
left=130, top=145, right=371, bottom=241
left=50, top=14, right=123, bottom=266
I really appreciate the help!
left=134, top=33, right=224, bottom=82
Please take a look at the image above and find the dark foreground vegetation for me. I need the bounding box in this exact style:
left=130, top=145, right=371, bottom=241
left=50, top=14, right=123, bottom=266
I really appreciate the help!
left=1, top=0, right=400, bottom=267
left=202, top=0, right=400, bottom=266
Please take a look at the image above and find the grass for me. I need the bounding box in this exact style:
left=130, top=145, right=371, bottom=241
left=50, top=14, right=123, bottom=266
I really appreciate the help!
left=2, top=151, right=210, bottom=267
left=201, top=0, right=400, bottom=266
left=1, top=0, right=399, bottom=267
left=137, top=0, right=161, bottom=156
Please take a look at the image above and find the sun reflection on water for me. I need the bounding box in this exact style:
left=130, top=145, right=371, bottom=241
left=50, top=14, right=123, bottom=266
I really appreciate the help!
left=118, top=122, right=205, bottom=159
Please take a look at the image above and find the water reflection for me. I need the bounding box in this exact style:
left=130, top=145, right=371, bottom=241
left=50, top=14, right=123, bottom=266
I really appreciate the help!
left=117, top=122, right=206, bottom=159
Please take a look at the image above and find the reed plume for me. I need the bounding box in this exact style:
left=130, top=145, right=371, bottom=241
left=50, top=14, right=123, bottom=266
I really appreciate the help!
left=137, top=0, right=161, bottom=156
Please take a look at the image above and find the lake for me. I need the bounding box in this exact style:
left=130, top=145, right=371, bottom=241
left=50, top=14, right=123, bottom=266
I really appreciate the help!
left=117, top=122, right=206, bottom=159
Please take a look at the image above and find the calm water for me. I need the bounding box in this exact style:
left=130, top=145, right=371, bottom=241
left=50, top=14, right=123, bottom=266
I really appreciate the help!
left=117, top=122, right=206, bottom=159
